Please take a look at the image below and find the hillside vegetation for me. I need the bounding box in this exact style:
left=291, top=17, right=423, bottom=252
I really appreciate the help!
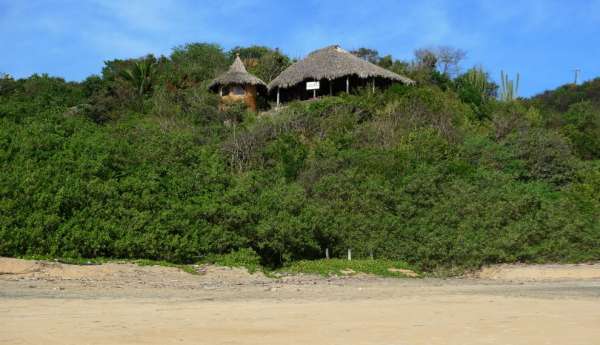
left=1, top=43, right=599, bottom=272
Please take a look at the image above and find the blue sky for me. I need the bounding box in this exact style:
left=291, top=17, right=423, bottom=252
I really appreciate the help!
left=1, top=0, right=599, bottom=96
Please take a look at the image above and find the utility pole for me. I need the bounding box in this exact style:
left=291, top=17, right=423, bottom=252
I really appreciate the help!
left=573, top=69, right=581, bottom=85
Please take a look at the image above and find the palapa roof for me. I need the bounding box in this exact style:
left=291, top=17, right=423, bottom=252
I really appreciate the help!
left=268, top=45, right=415, bottom=90
left=209, top=55, right=267, bottom=91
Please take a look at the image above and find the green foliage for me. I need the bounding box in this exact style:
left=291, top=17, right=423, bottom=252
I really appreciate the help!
left=280, top=259, right=417, bottom=278
left=230, top=45, right=291, bottom=83
left=0, top=112, right=231, bottom=262
left=230, top=45, right=273, bottom=59
left=531, top=77, right=600, bottom=113
left=0, top=74, right=85, bottom=120
left=375, top=86, right=469, bottom=141
left=454, top=67, right=498, bottom=119
left=203, top=248, right=262, bottom=273
left=504, top=129, right=577, bottom=185
left=489, top=101, right=534, bottom=139
left=0, top=73, right=15, bottom=95
left=1, top=42, right=600, bottom=275
left=119, top=57, right=156, bottom=99
left=378, top=55, right=410, bottom=76
left=168, top=43, right=229, bottom=86
left=561, top=101, right=600, bottom=159
left=350, top=47, right=381, bottom=63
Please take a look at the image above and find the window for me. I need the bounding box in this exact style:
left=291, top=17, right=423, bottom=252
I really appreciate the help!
left=232, top=86, right=245, bottom=96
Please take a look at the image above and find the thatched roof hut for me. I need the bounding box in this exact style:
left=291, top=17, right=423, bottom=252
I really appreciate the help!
left=268, top=45, right=414, bottom=103
left=209, top=55, right=267, bottom=92
left=209, top=55, right=267, bottom=111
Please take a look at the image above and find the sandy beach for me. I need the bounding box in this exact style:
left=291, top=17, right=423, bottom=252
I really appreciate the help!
left=2, top=258, right=600, bottom=345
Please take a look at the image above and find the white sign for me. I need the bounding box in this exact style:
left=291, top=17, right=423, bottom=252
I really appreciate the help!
left=306, top=81, right=320, bottom=90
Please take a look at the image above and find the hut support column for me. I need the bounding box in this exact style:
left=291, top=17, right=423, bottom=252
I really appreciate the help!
left=372, top=78, right=375, bottom=93
left=329, top=79, right=332, bottom=96
left=346, top=76, right=350, bottom=94
left=276, top=87, right=280, bottom=109
left=219, top=86, right=223, bottom=97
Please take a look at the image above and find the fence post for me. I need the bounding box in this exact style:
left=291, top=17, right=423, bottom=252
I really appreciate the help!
left=325, top=247, right=330, bottom=260
left=347, top=248, right=352, bottom=261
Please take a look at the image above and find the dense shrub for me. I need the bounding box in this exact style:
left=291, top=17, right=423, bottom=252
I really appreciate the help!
left=531, top=77, right=600, bottom=113
left=561, top=101, right=600, bottom=160
left=1, top=43, right=599, bottom=272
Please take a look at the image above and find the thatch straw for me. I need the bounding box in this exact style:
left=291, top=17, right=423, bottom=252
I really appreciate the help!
left=268, top=45, right=414, bottom=90
left=209, top=55, right=267, bottom=91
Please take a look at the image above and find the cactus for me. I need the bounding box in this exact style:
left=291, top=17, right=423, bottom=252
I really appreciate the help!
left=465, top=67, right=489, bottom=98
left=500, top=70, right=520, bottom=102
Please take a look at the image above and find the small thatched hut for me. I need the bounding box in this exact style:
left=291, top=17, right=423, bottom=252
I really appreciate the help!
left=209, top=55, right=267, bottom=111
left=268, top=45, right=414, bottom=106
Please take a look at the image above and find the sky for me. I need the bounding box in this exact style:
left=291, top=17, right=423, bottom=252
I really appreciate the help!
left=1, top=0, right=599, bottom=97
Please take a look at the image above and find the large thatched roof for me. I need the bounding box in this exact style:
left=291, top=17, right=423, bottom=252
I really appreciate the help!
left=268, top=45, right=414, bottom=90
left=209, top=55, right=267, bottom=91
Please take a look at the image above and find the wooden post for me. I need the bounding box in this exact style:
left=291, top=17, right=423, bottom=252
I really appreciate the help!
left=370, top=250, right=374, bottom=260
left=372, top=78, right=375, bottom=93
left=329, top=79, right=332, bottom=96
left=276, top=87, right=280, bottom=109
left=346, top=76, right=350, bottom=94
left=347, top=248, right=352, bottom=261
left=219, top=86, right=223, bottom=97
left=325, top=248, right=329, bottom=259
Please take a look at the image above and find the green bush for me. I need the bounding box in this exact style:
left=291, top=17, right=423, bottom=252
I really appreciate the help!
left=1, top=44, right=600, bottom=274
left=203, top=248, right=262, bottom=272
left=561, top=101, right=600, bottom=160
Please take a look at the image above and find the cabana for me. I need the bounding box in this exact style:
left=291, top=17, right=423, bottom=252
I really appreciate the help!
left=209, top=55, right=267, bottom=111
left=268, top=45, right=414, bottom=106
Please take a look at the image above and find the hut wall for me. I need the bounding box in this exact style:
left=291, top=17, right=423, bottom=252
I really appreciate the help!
left=220, top=84, right=258, bottom=111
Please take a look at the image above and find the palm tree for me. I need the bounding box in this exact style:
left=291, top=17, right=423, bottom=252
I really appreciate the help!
left=119, top=58, right=156, bottom=109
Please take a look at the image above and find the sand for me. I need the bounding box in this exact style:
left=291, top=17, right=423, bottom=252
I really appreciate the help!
left=2, top=257, right=600, bottom=345
left=477, top=262, right=600, bottom=281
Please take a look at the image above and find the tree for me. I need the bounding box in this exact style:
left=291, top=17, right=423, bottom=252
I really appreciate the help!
left=530, top=77, right=600, bottom=113
left=169, top=43, right=229, bottom=86
left=118, top=57, right=157, bottom=111
left=102, top=58, right=138, bottom=81
left=411, top=49, right=454, bottom=89
left=562, top=101, right=600, bottom=159
left=414, top=46, right=466, bottom=77
left=228, top=46, right=291, bottom=83
left=378, top=55, right=393, bottom=69
left=414, top=48, right=438, bottom=71
left=436, top=46, right=467, bottom=77
left=253, top=50, right=291, bottom=83
left=350, top=48, right=380, bottom=63
left=0, top=73, right=15, bottom=95
left=230, top=45, right=272, bottom=60
left=377, top=55, right=410, bottom=76
left=81, top=75, right=105, bottom=98
left=119, top=58, right=156, bottom=99
left=454, top=67, right=499, bottom=118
